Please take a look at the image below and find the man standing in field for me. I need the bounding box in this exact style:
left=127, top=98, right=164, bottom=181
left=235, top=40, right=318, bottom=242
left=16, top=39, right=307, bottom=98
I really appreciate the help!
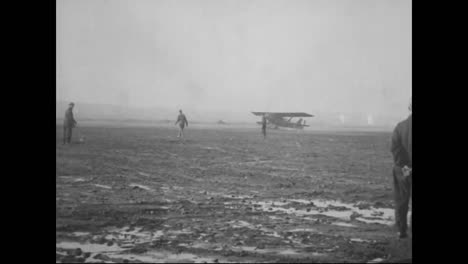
left=63, top=102, right=77, bottom=144
left=175, top=109, right=189, bottom=139
left=262, top=114, right=267, bottom=139
left=390, top=98, right=412, bottom=239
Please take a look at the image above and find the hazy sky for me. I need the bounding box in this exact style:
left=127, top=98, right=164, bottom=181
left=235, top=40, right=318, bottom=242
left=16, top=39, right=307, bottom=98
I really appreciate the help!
left=57, top=0, right=411, bottom=117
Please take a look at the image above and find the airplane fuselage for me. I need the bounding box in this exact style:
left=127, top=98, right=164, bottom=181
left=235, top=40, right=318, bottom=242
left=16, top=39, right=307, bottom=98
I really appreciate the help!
left=257, top=116, right=309, bottom=129
left=252, top=112, right=313, bottom=130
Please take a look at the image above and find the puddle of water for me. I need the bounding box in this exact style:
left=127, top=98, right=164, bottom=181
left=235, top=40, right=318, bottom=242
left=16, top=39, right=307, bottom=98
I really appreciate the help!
left=107, top=253, right=165, bottom=263
left=73, top=178, right=86, bottom=182
left=129, top=184, right=154, bottom=192
left=82, top=253, right=101, bottom=263
left=355, top=217, right=391, bottom=225
left=350, top=238, right=371, bottom=243
left=278, top=249, right=301, bottom=255
left=94, top=184, right=112, bottom=189
left=254, top=201, right=352, bottom=220
left=289, top=228, right=316, bottom=232
left=270, top=201, right=290, bottom=206
left=289, top=199, right=353, bottom=209
left=114, top=227, right=162, bottom=237
left=226, top=220, right=281, bottom=238
left=222, top=194, right=254, bottom=200
left=228, top=220, right=255, bottom=229
left=190, top=242, right=219, bottom=250
left=151, top=230, right=166, bottom=239
left=72, top=232, right=91, bottom=237
left=332, top=222, right=357, bottom=227
left=252, top=199, right=395, bottom=225
left=104, top=227, right=164, bottom=246
left=368, top=257, right=385, bottom=263
left=168, top=229, right=193, bottom=235
left=59, top=176, right=90, bottom=183
left=257, top=227, right=281, bottom=238
left=278, top=249, right=325, bottom=257
left=353, top=208, right=394, bottom=225
left=232, top=246, right=326, bottom=258
left=56, top=251, right=67, bottom=256
left=58, top=227, right=237, bottom=263
left=107, top=251, right=230, bottom=263
left=234, top=246, right=263, bottom=253
left=325, top=246, right=339, bottom=252
left=56, top=241, right=124, bottom=253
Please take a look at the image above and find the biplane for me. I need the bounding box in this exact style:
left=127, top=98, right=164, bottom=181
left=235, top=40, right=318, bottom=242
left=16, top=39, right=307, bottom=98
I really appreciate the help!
left=251, top=112, right=314, bottom=129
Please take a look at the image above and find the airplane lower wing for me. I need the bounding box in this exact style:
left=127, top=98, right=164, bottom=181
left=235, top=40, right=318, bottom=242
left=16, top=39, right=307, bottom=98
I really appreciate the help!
left=252, top=112, right=314, bottom=117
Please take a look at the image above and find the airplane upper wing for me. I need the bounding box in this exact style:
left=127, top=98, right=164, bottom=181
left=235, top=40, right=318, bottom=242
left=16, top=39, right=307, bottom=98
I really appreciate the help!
left=252, top=112, right=314, bottom=117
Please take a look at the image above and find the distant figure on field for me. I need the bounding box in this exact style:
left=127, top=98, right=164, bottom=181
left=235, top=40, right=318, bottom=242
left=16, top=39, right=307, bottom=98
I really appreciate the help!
left=390, top=98, right=412, bottom=239
left=175, top=110, right=189, bottom=139
left=63, top=102, right=77, bottom=144
left=261, top=114, right=267, bottom=139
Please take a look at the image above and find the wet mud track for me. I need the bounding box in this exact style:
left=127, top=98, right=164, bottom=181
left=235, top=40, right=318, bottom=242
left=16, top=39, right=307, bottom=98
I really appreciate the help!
left=56, top=125, right=412, bottom=263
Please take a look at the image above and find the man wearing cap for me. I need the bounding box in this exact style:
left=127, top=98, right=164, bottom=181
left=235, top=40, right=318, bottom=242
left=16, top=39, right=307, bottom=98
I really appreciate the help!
left=390, top=98, right=412, bottom=239
left=63, top=102, right=77, bottom=144
left=175, top=109, right=188, bottom=139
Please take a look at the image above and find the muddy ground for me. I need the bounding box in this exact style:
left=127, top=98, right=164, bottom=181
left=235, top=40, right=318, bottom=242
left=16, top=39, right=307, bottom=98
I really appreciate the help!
left=56, top=125, right=412, bottom=263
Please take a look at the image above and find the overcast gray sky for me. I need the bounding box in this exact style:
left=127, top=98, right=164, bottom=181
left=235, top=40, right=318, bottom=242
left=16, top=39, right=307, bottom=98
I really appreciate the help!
left=57, top=0, right=411, bottom=118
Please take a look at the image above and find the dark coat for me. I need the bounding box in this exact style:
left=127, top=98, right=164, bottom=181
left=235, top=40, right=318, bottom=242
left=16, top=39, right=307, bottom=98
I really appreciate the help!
left=391, top=114, right=412, bottom=168
left=176, top=114, right=188, bottom=127
left=64, top=108, right=77, bottom=128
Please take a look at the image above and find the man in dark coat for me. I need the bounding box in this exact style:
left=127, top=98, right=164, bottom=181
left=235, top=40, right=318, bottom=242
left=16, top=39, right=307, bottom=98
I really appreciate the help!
left=261, top=114, right=267, bottom=139
left=390, top=99, right=412, bottom=239
left=63, top=102, right=77, bottom=144
left=175, top=110, right=189, bottom=139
